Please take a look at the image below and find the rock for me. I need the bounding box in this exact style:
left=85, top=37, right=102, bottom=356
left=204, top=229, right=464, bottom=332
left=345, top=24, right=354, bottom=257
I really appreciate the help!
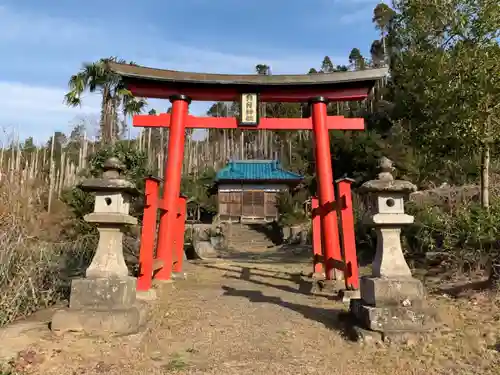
left=192, top=241, right=217, bottom=259
left=299, top=230, right=309, bottom=245
left=193, top=227, right=210, bottom=242
left=210, top=235, right=226, bottom=250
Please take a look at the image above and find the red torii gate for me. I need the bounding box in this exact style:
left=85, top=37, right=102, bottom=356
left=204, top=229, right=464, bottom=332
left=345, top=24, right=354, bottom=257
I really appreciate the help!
left=108, top=62, right=387, bottom=291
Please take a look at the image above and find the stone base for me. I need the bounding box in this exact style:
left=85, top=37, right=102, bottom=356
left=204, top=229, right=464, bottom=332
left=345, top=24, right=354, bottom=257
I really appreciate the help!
left=307, top=272, right=325, bottom=280
left=338, top=289, right=361, bottom=303
left=313, top=279, right=345, bottom=294
left=136, top=289, right=157, bottom=301
left=69, top=276, right=137, bottom=310
left=350, top=299, right=438, bottom=333
left=172, top=272, right=188, bottom=280
left=360, top=276, right=424, bottom=307
left=50, top=302, right=148, bottom=337
left=349, top=325, right=432, bottom=346
left=152, top=278, right=174, bottom=286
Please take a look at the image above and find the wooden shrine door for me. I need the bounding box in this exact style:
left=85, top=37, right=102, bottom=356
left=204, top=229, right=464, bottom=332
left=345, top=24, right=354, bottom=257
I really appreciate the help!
left=242, top=190, right=265, bottom=220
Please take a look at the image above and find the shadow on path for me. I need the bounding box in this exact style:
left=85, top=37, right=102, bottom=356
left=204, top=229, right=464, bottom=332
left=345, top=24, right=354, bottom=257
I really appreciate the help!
left=202, top=264, right=303, bottom=283
left=200, top=263, right=335, bottom=299
left=222, top=274, right=333, bottom=300
left=220, top=286, right=356, bottom=340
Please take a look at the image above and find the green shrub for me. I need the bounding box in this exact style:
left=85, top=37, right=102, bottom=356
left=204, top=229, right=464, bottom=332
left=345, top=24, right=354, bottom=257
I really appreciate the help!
left=404, top=196, right=500, bottom=271
left=276, top=190, right=308, bottom=226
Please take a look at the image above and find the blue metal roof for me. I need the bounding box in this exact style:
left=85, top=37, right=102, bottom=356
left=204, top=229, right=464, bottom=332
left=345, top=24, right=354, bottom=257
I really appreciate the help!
left=215, top=160, right=303, bottom=182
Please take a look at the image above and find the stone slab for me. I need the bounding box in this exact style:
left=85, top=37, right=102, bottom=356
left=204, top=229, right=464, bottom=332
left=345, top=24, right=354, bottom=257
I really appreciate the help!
left=312, top=279, right=345, bottom=294
left=172, top=272, right=188, bottom=280
left=360, top=276, right=424, bottom=306
left=350, top=325, right=431, bottom=346
left=192, top=240, right=218, bottom=259
left=338, top=289, right=361, bottom=303
left=84, top=212, right=137, bottom=225
left=152, top=279, right=174, bottom=286
left=136, top=289, right=157, bottom=301
left=69, top=276, right=137, bottom=310
left=50, top=302, right=148, bottom=337
left=350, top=299, right=438, bottom=333
left=309, top=272, right=325, bottom=280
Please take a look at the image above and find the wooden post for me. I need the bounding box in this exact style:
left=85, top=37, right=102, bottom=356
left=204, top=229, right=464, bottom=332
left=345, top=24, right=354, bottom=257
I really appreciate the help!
left=336, top=178, right=359, bottom=290
left=310, top=97, right=342, bottom=280
left=155, top=95, right=190, bottom=281
left=311, top=197, right=323, bottom=275
left=173, top=195, right=187, bottom=273
left=137, top=176, right=161, bottom=291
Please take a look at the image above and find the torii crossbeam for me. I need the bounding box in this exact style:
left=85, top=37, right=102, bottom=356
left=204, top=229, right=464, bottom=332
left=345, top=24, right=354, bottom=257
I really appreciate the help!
left=108, top=62, right=387, bottom=291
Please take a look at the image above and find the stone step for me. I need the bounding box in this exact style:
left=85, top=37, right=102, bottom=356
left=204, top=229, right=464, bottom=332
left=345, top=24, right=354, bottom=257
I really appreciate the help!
left=230, top=247, right=276, bottom=253
left=229, top=231, right=270, bottom=236
left=225, top=224, right=281, bottom=249
left=230, top=237, right=272, bottom=242
left=229, top=236, right=274, bottom=241
left=229, top=230, right=274, bottom=237
left=230, top=243, right=274, bottom=247
left=229, top=232, right=271, bottom=238
left=229, top=237, right=272, bottom=242
left=230, top=239, right=276, bottom=245
left=230, top=235, right=275, bottom=241
left=230, top=243, right=274, bottom=248
left=231, top=242, right=276, bottom=246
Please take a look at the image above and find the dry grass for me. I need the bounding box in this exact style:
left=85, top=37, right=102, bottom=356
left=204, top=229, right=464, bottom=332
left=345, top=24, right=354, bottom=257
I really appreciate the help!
left=0, top=180, right=94, bottom=327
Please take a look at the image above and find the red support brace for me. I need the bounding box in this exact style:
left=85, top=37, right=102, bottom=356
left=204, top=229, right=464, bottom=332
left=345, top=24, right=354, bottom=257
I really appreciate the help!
left=134, top=114, right=365, bottom=131
left=155, top=95, right=189, bottom=281
left=137, top=177, right=160, bottom=292
left=172, top=196, right=187, bottom=273
left=336, top=178, right=359, bottom=290
left=311, top=197, right=323, bottom=275
left=311, top=98, right=342, bottom=280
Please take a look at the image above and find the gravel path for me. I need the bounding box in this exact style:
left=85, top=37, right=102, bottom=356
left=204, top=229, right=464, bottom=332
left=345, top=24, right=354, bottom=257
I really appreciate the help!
left=2, top=257, right=500, bottom=375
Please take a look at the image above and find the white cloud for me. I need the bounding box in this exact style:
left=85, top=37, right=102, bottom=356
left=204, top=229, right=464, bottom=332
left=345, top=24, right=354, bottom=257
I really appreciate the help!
left=0, top=82, right=98, bottom=114
left=0, top=81, right=101, bottom=143
left=0, top=81, right=213, bottom=143
left=330, top=0, right=384, bottom=4
left=0, top=4, right=349, bottom=143
left=310, top=0, right=383, bottom=29
left=339, top=8, right=374, bottom=25
left=0, top=5, right=99, bottom=46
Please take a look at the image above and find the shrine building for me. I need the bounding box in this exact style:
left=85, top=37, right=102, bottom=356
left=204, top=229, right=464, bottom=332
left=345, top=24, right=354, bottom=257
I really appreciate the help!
left=215, top=160, right=303, bottom=223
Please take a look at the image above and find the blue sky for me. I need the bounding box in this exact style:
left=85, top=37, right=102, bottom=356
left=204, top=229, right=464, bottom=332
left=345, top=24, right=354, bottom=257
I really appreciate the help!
left=0, top=0, right=383, bottom=144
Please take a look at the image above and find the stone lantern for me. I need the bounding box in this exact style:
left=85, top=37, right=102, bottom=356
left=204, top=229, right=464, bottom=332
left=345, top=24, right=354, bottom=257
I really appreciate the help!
left=81, top=157, right=138, bottom=279
left=51, top=158, right=147, bottom=337
left=351, top=157, right=437, bottom=340
left=359, top=156, right=416, bottom=279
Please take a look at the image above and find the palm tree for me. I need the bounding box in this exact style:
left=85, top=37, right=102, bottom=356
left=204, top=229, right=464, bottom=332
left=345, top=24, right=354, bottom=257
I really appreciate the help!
left=255, top=64, right=270, bottom=75
left=64, top=57, right=147, bottom=144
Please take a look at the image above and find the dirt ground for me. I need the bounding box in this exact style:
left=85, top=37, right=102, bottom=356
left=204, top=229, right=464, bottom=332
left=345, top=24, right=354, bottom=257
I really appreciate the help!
left=1, top=248, right=500, bottom=375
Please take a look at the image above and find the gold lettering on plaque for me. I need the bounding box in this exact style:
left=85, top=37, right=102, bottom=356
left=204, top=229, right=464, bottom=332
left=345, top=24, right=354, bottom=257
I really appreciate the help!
left=239, top=93, right=259, bottom=125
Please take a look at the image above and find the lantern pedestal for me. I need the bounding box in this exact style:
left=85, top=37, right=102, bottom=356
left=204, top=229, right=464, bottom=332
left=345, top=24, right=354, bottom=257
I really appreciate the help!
left=349, top=157, right=439, bottom=342
left=51, top=276, right=148, bottom=336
